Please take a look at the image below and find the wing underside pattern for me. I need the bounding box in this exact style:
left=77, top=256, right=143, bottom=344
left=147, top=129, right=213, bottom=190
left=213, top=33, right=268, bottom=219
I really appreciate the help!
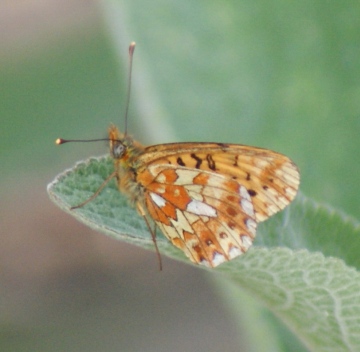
left=143, top=165, right=257, bottom=267
left=135, top=143, right=300, bottom=267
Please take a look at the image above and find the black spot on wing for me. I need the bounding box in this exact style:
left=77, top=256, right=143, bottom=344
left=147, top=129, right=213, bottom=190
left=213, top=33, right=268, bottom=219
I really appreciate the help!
left=190, top=153, right=202, bottom=169
left=248, top=189, right=257, bottom=197
left=233, top=155, right=239, bottom=167
left=177, top=157, right=185, bottom=166
left=206, top=154, right=216, bottom=171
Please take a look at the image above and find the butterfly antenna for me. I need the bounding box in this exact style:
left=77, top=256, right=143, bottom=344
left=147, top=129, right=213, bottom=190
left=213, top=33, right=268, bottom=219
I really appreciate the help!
left=55, top=138, right=109, bottom=145
left=124, top=42, right=136, bottom=137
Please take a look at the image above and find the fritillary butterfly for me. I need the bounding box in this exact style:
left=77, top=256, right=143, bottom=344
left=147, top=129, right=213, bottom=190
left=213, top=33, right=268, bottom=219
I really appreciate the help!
left=57, top=42, right=300, bottom=268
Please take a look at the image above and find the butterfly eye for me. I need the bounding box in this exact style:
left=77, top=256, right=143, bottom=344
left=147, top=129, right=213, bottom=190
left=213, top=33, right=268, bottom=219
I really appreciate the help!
left=112, top=143, right=126, bottom=158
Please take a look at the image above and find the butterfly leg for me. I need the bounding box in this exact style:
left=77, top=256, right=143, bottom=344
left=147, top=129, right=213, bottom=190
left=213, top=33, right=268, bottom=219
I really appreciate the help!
left=136, top=203, right=163, bottom=271
left=71, top=171, right=117, bottom=210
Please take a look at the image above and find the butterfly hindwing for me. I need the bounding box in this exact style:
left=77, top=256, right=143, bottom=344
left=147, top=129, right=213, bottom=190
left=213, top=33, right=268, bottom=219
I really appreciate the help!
left=140, top=164, right=257, bottom=267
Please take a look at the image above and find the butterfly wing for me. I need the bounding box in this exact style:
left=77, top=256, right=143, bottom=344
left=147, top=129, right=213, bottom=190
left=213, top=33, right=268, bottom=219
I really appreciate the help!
left=135, top=142, right=300, bottom=267
left=137, top=143, right=300, bottom=267
left=138, top=142, right=300, bottom=222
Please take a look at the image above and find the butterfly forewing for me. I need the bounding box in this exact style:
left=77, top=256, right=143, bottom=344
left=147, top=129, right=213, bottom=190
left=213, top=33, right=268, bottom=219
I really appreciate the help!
left=135, top=143, right=300, bottom=267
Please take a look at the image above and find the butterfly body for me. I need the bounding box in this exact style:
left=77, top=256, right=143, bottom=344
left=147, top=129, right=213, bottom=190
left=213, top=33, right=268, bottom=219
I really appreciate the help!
left=109, top=125, right=145, bottom=206
left=108, top=125, right=300, bottom=268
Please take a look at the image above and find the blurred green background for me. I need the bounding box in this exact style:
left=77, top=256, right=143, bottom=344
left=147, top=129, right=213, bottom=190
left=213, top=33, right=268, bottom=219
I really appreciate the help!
left=1, top=1, right=359, bottom=351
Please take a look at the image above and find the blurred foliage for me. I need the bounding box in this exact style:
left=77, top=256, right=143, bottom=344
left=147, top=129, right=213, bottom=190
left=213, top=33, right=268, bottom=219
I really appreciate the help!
left=0, top=20, right=125, bottom=184
left=2, top=0, right=360, bottom=218
left=108, top=0, right=360, bottom=219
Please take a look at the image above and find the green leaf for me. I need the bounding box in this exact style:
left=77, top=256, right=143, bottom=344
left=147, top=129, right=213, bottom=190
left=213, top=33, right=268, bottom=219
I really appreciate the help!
left=218, top=249, right=360, bottom=352
left=48, top=156, right=360, bottom=352
left=47, top=156, right=184, bottom=259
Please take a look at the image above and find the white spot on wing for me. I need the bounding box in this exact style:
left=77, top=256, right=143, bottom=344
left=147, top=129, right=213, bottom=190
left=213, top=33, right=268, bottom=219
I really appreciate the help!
left=241, top=199, right=255, bottom=217
left=170, top=209, right=194, bottom=234
left=245, top=219, right=257, bottom=236
left=241, top=235, right=253, bottom=250
left=212, top=252, right=226, bottom=266
left=174, top=169, right=200, bottom=185
left=157, top=186, right=166, bottom=194
left=150, top=192, right=166, bottom=208
left=156, top=173, right=166, bottom=183
left=199, top=259, right=211, bottom=268
left=228, top=246, right=242, bottom=259
left=239, top=186, right=255, bottom=217
left=187, top=199, right=217, bottom=217
left=239, top=185, right=251, bottom=201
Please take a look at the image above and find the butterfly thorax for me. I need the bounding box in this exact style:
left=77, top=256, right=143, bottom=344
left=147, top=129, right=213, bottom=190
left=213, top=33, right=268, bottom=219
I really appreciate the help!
left=109, top=125, right=145, bottom=204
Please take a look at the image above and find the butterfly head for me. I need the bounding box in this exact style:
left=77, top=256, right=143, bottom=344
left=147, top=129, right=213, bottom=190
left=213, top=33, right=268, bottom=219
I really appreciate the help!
left=109, top=125, right=128, bottom=159
left=108, top=124, right=144, bottom=164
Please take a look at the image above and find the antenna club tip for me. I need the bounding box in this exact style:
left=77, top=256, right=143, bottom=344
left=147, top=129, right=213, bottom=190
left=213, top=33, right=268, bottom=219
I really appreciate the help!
left=129, top=42, right=136, bottom=54
left=55, top=138, right=64, bottom=145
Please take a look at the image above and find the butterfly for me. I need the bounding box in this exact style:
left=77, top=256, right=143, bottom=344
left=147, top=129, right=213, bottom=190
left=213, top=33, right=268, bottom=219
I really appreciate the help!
left=56, top=42, right=300, bottom=269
